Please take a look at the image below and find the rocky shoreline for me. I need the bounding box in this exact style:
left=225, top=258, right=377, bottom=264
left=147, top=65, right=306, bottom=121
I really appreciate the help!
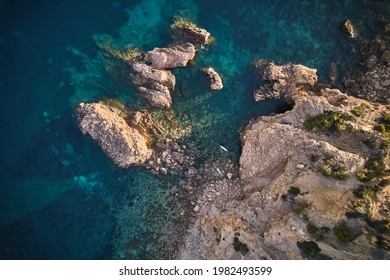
left=178, top=20, right=390, bottom=260
left=75, top=19, right=390, bottom=259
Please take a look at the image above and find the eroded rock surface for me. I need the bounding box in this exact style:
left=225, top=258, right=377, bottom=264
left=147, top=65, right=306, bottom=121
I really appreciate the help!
left=144, top=43, right=196, bottom=69
left=253, top=61, right=317, bottom=102
left=129, top=61, right=175, bottom=108
left=76, top=102, right=152, bottom=167
left=171, top=22, right=212, bottom=46
left=202, top=67, right=223, bottom=90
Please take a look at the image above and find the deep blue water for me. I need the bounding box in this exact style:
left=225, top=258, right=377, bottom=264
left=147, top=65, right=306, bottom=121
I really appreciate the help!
left=0, top=0, right=389, bottom=259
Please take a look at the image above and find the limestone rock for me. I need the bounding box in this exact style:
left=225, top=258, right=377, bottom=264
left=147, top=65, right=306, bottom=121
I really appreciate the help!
left=129, top=61, right=175, bottom=108
left=341, top=19, right=358, bottom=38
left=171, top=22, right=211, bottom=45
left=253, top=61, right=317, bottom=102
left=138, top=83, right=172, bottom=109
left=144, top=43, right=196, bottom=69
left=202, top=67, right=223, bottom=90
left=76, top=103, right=152, bottom=168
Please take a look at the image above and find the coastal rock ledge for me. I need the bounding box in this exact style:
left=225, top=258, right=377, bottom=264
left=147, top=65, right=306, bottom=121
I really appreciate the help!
left=76, top=103, right=152, bottom=167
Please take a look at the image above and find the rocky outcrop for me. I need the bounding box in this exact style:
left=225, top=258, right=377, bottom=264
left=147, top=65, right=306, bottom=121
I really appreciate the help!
left=76, top=102, right=152, bottom=167
left=128, top=23, right=213, bottom=109
left=179, top=62, right=390, bottom=260
left=129, top=61, right=175, bottom=108
left=253, top=61, right=317, bottom=102
left=171, top=21, right=212, bottom=46
left=144, top=43, right=196, bottom=69
left=344, top=22, right=390, bottom=104
left=202, top=67, right=223, bottom=90
left=341, top=19, right=358, bottom=38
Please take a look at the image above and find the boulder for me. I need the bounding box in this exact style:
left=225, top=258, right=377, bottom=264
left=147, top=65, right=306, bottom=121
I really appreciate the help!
left=171, top=22, right=211, bottom=45
left=76, top=103, right=152, bottom=168
left=341, top=19, right=358, bottom=38
left=201, top=67, right=223, bottom=90
left=144, top=43, right=196, bottom=69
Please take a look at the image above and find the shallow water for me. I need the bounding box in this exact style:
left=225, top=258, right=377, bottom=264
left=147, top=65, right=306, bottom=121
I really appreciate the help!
left=0, top=0, right=389, bottom=259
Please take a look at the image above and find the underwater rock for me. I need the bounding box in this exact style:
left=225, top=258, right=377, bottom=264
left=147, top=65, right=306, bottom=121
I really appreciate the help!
left=253, top=61, right=317, bottom=102
left=171, top=21, right=211, bottom=46
left=76, top=102, right=152, bottom=167
left=129, top=61, right=175, bottom=108
left=144, top=43, right=196, bottom=69
left=201, top=67, right=223, bottom=90
left=341, top=19, right=358, bottom=38
left=329, top=62, right=337, bottom=84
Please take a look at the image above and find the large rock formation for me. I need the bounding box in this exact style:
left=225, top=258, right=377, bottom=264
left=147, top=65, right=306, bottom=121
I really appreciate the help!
left=253, top=61, right=317, bottom=101
left=76, top=102, right=152, bottom=167
left=128, top=23, right=212, bottom=109
left=129, top=61, right=175, bottom=108
left=144, top=43, right=196, bottom=69
left=171, top=21, right=212, bottom=46
left=179, top=62, right=390, bottom=260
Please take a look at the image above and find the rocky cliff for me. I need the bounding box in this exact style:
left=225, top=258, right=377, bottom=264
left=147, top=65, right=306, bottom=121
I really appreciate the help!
left=179, top=60, right=390, bottom=259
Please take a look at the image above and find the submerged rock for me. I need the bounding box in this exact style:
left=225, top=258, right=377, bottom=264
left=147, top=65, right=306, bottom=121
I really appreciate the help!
left=76, top=103, right=152, bottom=167
left=144, top=43, right=196, bottom=69
left=171, top=21, right=212, bottom=45
left=329, top=62, right=337, bottom=84
left=341, top=19, right=358, bottom=38
left=253, top=61, right=317, bottom=102
left=202, top=67, right=223, bottom=90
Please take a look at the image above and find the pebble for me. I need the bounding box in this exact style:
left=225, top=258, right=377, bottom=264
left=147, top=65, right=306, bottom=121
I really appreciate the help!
left=296, top=164, right=305, bottom=169
left=194, top=205, right=200, bottom=212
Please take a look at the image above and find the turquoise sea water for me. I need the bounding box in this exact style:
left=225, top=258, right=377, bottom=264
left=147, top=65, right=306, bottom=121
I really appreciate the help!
left=1, top=0, right=389, bottom=259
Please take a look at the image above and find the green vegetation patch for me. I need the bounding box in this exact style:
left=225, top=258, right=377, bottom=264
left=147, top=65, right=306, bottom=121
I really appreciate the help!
left=351, top=103, right=371, bottom=117
left=320, top=158, right=348, bottom=180
left=297, top=241, right=331, bottom=260
left=309, top=154, right=319, bottom=162
left=307, top=223, right=329, bottom=240
left=304, top=111, right=352, bottom=132
left=288, top=187, right=301, bottom=196
left=374, top=113, right=390, bottom=135
left=356, top=157, right=386, bottom=183
left=292, top=200, right=309, bottom=216
left=333, top=224, right=354, bottom=244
